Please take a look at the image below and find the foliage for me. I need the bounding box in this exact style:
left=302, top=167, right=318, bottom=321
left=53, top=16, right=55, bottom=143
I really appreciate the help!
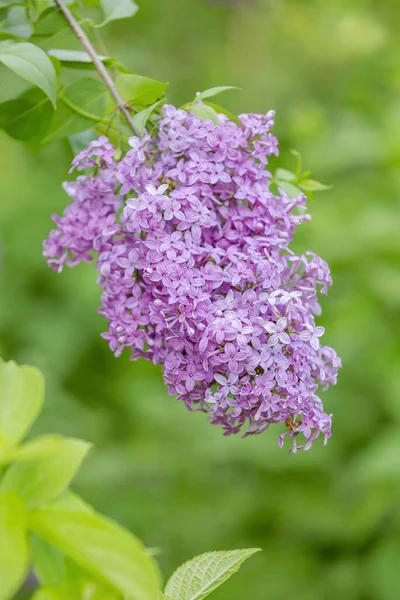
left=0, top=358, right=258, bottom=600
left=0, top=0, right=328, bottom=189
left=0, top=0, right=398, bottom=599
left=0, top=0, right=170, bottom=148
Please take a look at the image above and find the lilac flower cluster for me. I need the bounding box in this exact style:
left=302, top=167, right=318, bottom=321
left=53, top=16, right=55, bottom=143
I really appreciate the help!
left=44, top=105, right=341, bottom=452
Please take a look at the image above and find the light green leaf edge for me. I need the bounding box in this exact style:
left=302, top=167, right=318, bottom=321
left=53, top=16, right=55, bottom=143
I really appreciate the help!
left=164, top=548, right=260, bottom=600
left=197, top=86, right=240, bottom=101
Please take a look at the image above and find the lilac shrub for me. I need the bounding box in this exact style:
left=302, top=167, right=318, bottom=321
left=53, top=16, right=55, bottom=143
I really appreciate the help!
left=44, top=105, right=341, bottom=452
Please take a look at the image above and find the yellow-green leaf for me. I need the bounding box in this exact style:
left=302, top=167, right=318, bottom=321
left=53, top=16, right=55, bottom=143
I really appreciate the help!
left=115, top=74, right=168, bottom=107
left=0, top=359, right=44, bottom=453
left=0, top=491, right=29, bottom=600
left=0, top=436, right=91, bottom=509
left=203, top=102, right=240, bottom=125
left=30, top=492, right=162, bottom=600
left=31, top=535, right=121, bottom=600
left=132, top=100, right=162, bottom=136
left=299, top=178, right=333, bottom=192
left=190, top=104, right=219, bottom=125
left=31, top=589, right=66, bottom=600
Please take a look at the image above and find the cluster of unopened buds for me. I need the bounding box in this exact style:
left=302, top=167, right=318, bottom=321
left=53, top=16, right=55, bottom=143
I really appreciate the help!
left=44, top=103, right=341, bottom=452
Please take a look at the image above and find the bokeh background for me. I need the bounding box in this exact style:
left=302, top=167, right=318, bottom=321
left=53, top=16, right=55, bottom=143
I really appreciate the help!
left=2, top=0, right=400, bottom=598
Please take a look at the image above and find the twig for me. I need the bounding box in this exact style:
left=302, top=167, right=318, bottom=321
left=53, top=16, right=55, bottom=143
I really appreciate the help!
left=54, top=0, right=138, bottom=136
left=75, top=0, right=108, bottom=58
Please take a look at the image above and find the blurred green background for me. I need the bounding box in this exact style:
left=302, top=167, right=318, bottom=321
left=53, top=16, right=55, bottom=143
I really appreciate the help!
left=2, top=0, right=400, bottom=598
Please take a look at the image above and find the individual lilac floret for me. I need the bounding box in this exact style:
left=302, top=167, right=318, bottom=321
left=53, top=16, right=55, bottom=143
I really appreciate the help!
left=44, top=104, right=341, bottom=452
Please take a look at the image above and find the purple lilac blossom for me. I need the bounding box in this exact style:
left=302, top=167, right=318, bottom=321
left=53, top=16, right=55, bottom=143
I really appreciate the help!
left=43, top=107, right=341, bottom=452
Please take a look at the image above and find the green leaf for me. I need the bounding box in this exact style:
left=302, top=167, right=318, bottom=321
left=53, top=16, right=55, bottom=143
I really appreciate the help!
left=0, top=436, right=91, bottom=509
left=164, top=549, right=260, bottom=600
left=31, top=536, right=121, bottom=600
left=47, top=49, right=118, bottom=71
left=44, top=78, right=109, bottom=144
left=32, top=587, right=116, bottom=600
left=132, top=100, right=162, bottom=136
left=30, top=493, right=162, bottom=600
left=190, top=103, right=219, bottom=125
left=94, top=119, right=132, bottom=149
left=98, top=0, right=138, bottom=26
left=196, top=86, right=239, bottom=101
left=298, top=178, right=332, bottom=192
left=78, top=0, right=101, bottom=6
left=68, top=130, right=98, bottom=156
left=0, top=1, right=25, bottom=6
left=31, top=590, right=66, bottom=600
left=0, top=41, right=57, bottom=106
left=0, top=491, right=29, bottom=600
left=0, top=360, right=44, bottom=453
left=35, top=0, right=55, bottom=18
left=31, top=7, right=67, bottom=37
left=274, top=168, right=296, bottom=182
left=0, top=87, right=53, bottom=142
left=290, top=149, right=302, bottom=177
left=2, top=6, right=31, bottom=38
left=203, top=101, right=240, bottom=125
left=276, top=180, right=303, bottom=199
left=30, top=8, right=82, bottom=51
left=31, top=536, right=67, bottom=590
left=47, top=49, right=104, bottom=63
left=115, top=74, right=168, bottom=107
left=0, top=30, right=22, bottom=40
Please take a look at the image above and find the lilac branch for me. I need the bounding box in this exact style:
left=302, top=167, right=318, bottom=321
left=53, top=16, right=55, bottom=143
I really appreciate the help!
left=54, top=0, right=139, bottom=135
